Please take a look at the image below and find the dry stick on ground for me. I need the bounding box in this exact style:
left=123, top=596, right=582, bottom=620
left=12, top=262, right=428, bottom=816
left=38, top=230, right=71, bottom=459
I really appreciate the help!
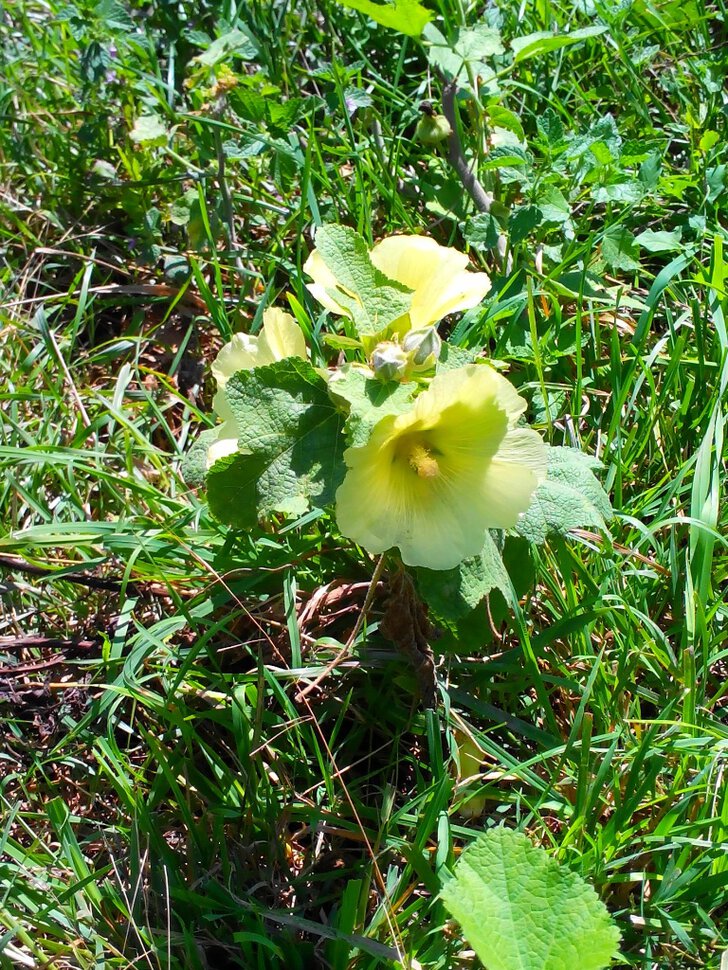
left=0, top=553, right=194, bottom=598
left=0, top=636, right=97, bottom=652
left=0, top=553, right=137, bottom=593
left=441, top=79, right=511, bottom=271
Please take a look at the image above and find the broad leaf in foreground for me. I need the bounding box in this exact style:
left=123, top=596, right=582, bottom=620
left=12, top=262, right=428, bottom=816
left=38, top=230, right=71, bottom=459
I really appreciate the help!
left=181, top=427, right=220, bottom=488
left=207, top=359, right=346, bottom=527
left=515, top=445, right=612, bottom=543
left=441, top=828, right=621, bottom=970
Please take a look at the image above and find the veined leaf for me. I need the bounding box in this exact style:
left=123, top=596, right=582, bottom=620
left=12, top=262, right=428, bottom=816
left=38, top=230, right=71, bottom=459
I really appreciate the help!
left=511, top=25, right=607, bottom=64
left=441, top=827, right=621, bottom=970
left=416, top=531, right=509, bottom=622
left=207, top=359, right=346, bottom=528
left=328, top=365, right=416, bottom=446
left=515, top=446, right=612, bottom=544
left=334, top=0, right=431, bottom=37
left=313, top=224, right=413, bottom=337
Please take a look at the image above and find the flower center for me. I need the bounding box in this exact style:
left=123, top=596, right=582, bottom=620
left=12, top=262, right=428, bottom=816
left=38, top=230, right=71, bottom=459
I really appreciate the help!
left=407, top=442, right=440, bottom=479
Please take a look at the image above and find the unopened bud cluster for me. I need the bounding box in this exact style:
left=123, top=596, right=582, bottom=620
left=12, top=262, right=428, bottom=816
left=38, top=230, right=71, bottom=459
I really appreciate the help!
left=370, top=327, right=442, bottom=382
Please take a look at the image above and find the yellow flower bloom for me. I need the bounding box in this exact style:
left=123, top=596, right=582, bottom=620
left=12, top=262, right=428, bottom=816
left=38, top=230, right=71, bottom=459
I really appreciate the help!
left=207, top=308, right=306, bottom=467
left=335, top=365, right=547, bottom=570
left=304, top=234, right=490, bottom=334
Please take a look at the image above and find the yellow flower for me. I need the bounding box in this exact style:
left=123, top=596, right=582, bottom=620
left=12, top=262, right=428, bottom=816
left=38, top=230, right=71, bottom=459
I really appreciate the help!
left=304, top=234, right=490, bottom=334
left=207, top=308, right=306, bottom=468
left=335, top=365, right=547, bottom=570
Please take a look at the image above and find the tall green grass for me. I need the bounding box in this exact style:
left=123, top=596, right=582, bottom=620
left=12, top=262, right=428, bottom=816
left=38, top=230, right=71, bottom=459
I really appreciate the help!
left=1, top=0, right=726, bottom=967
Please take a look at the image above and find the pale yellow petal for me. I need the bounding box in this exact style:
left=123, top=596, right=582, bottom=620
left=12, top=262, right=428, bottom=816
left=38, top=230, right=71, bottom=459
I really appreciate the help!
left=370, top=235, right=490, bottom=329
left=370, top=235, right=468, bottom=287
left=212, top=388, right=234, bottom=423
left=212, top=308, right=306, bottom=391
left=258, top=307, right=307, bottom=361
left=475, top=428, right=547, bottom=528
left=303, top=249, right=350, bottom=316
left=206, top=424, right=239, bottom=468
left=211, top=332, right=264, bottom=387
left=406, top=364, right=525, bottom=440
left=493, top=427, right=549, bottom=480
left=335, top=363, right=545, bottom=569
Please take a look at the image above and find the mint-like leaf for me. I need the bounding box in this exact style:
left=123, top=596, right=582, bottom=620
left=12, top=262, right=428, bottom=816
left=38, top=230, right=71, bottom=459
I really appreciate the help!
left=207, top=359, right=346, bottom=527
left=313, top=225, right=413, bottom=337
left=436, top=343, right=479, bottom=373
left=601, top=225, right=640, bottom=272
left=515, top=446, right=612, bottom=544
left=441, top=827, right=621, bottom=970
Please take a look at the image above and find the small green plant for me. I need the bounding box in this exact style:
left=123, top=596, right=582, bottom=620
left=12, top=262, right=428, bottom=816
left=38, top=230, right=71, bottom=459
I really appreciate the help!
left=441, top=827, right=621, bottom=970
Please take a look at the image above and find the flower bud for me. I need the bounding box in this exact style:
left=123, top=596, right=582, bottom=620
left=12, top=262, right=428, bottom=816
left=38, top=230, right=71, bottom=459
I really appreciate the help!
left=414, top=113, right=452, bottom=146
left=402, top=326, right=442, bottom=370
left=370, top=342, right=408, bottom=382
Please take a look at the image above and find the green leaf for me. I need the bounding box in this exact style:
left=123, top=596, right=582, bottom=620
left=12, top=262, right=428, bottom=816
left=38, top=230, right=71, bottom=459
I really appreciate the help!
left=206, top=452, right=263, bottom=529
left=313, top=225, right=413, bottom=337
left=416, top=532, right=509, bottom=622
left=515, top=446, right=612, bottom=544
left=464, top=212, right=501, bottom=250
left=130, top=114, right=168, bottom=146
left=537, top=185, right=570, bottom=224
left=487, top=105, right=525, bottom=140
left=95, top=0, right=134, bottom=32
left=536, top=107, right=564, bottom=147
left=207, top=359, right=346, bottom=527
left=422, top=23, right=501, bottom=87
left=635, top=228, right=684, bottom=253
left=592, top=180, right=645, bottom=204
left=509, top=204, right=543, bottom=243
left=329, top=366, right=416, bottom=446
left=456, top=23, right=504, bottom=60
left=511, top=25, right=608, bottom=64
left=436, top=344, right=479, bottom=373
left=638, top=152, right=662, bottom=189
left=230, top=87, right=268, bottom=124
left=441, top=828, right=621, bottom=970
left=181, top=427, right=219, bottom=488
left=601, top=225, right=640, bottom=272
left=707, top=164, right=726, bottom=203
left=481, top=144, right=530, bottom=170
left=565, top=114, right=621, bottom=171
left=422, top=24, right=464, bottom=79
left=190, top=28, right=257, bottom=67
left=334, top=0, right=431, bottom=36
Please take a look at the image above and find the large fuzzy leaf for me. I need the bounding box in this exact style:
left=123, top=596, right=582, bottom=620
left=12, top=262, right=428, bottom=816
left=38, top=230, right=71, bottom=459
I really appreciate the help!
left=441, top=828, right=621, bottom=970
